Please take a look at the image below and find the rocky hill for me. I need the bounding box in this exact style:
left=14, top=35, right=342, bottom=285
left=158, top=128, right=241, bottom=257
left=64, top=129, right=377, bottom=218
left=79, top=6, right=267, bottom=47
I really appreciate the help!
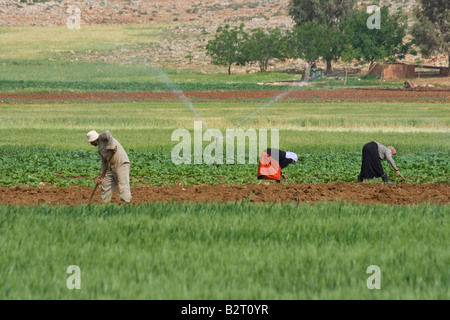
left=0, top=0, right=417, bottom=27
left=1, top=0, right=299, bottom=29
left=1, top=0, right=447, bottom=74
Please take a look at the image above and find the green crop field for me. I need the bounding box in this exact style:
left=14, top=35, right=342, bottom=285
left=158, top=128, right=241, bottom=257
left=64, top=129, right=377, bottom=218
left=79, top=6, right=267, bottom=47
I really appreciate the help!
left=1, top=98, right=449, bottom=300
left=1, top=202, right=449, bottom=299
left=0, top=24, right=449, bottom=301
left=0, top=101, right=448, bottom=186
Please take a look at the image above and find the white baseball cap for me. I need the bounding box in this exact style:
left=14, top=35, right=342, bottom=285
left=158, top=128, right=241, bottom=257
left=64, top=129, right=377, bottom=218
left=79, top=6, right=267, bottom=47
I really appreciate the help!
left=286, top=151, right=298, bottom=163
left=86, top=130, right=99, bottom=142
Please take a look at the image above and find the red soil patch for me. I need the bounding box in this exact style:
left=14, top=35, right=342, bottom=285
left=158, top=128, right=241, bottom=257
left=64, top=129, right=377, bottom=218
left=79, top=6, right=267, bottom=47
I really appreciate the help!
left=1, top=183, right=448, bottom=206
left=0, top=88, right=448, bottom=104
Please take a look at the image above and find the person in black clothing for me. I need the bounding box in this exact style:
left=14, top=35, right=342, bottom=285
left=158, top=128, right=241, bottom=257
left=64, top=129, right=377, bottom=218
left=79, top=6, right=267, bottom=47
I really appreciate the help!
left=358, top=141, right=401, bottom=184
left=257, top=148, right=298, bottom=183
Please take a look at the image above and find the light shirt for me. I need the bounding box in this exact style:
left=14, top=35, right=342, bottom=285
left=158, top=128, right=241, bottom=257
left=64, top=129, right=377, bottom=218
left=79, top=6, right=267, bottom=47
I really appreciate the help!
left=97, top=130, right=130, bottom=171
left=375, top=142, right=398, bottom=171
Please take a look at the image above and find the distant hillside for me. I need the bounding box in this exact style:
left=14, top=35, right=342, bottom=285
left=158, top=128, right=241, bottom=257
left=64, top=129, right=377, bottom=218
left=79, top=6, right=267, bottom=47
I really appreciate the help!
left=0, top=0, right=417, bottom=28
left=3, top=0, right=447, bottom=74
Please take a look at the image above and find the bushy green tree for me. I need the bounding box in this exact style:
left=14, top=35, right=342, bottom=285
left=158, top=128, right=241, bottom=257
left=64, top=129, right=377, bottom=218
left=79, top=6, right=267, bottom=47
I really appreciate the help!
left=287, top=20, right=343, bottom=69
left=289, top=0, right=356, bottom=72
left=289, top=0, right=356, bottom=27
left=243, top=27, right=289, bottom=72
left=206, top=24, right=248, bottom=75
left=341, top=7, right=410, bottom=70
left=411, top=0, right=450, bottom=66
left=340, top=44, right=361, bottom=85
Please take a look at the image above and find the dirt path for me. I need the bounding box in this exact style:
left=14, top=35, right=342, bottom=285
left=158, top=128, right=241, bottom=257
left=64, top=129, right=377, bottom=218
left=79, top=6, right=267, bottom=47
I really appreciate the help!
left=1, top=182, right=448, bottom=206
left=0, top=88, right=449, bottom=104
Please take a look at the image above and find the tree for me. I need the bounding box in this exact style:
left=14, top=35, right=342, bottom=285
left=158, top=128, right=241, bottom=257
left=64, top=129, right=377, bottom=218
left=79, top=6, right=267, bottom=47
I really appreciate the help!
left=243, top=28, right=289, bottom=72
left=411, top=0, right=450, bottom=67
left=289, top=0, right=357, bottom=27
left=287, top=20, right=343, bottom=68
left=289, top=0, right=356, bottom=73
left=340, top=44, right=361, bottom=86
left=341, top=7, right=410, bottom=71
left=206, top=24, right=248, bottom=75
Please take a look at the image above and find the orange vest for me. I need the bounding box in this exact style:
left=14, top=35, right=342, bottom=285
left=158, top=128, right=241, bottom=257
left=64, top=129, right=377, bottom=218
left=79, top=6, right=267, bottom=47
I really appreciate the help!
left=257, top=151, right=281, bottom=181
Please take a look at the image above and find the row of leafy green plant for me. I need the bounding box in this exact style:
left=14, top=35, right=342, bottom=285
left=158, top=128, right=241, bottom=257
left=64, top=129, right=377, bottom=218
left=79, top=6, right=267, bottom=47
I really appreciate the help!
left=0, top=147, right=447, bottom=187
left=0, top=80, right=294, bottom=93
left=0, top=77, right=416, bottom=95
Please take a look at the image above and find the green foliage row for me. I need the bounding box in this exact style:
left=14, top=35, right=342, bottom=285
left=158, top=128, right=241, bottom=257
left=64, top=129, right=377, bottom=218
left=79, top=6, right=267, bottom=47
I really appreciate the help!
left=0, top=76, right=417, bottom=94
left=206, top=24, right=288, bottom=74
left=0, top=80, right=292, bottom=93
left=0, top=147, right=448, bottom=187
left=206, top=6, right=410, bottom=74
left=1, top=201, right=448, bottom=299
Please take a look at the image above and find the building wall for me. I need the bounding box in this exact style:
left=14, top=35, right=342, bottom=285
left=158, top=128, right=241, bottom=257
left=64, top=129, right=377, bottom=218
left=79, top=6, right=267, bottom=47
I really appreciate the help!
left=369, top=63, right=416, bottom=79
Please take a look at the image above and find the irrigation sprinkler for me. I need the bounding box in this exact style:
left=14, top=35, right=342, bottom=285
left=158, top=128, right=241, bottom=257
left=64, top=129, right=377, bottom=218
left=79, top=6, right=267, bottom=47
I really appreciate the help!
left=151, top=63, right=294, bottom=169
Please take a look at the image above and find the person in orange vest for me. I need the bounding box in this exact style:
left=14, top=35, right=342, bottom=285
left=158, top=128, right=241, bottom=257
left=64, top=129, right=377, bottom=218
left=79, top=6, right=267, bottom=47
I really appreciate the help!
left=257, top=148, right=297, bottom=183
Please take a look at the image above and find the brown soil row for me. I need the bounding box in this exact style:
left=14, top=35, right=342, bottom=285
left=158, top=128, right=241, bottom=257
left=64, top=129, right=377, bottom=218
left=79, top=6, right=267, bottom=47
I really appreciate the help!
left=0, top=88, right=449, bottom=104
left=1, top=182, right=448, bottom=206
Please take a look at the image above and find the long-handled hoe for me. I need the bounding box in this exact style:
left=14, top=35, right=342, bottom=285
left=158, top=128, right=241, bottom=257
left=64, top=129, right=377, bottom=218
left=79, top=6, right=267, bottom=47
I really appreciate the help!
left=88, top=154, right=114, bottom=205
left=399, top=173, right=408, bottom=183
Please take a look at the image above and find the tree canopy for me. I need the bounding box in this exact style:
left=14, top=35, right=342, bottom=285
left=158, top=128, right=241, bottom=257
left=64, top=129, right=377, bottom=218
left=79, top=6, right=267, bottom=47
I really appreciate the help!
left=287, top=20, right=343, bottom=65
left=411, top=0, right=450, bottom=66
left=243, top=28, right=289, bottom=72
left=205, top=24, right=248, bottom=75
left=341, top=7, right=410, bottom=69
left=289, top=0, right=357, bottom=27
left=206, top=5, right=411, bottom=76
left=288, top=0, right=356, bottom=72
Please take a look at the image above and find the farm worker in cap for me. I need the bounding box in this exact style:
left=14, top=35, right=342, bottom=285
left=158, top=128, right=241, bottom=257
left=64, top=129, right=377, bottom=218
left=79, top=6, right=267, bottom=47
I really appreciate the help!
left=257, top=148, right=297, bottom=183
left=87, top=130, right=131, bottom=203
left=357, top=141, right=401, bottom=184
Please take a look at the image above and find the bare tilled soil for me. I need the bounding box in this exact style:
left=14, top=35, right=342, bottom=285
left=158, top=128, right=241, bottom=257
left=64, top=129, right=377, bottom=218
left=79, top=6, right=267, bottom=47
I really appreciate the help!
left=0, top=88, right=448, bottom=104
left=1, top=182, right=448, bottom=206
